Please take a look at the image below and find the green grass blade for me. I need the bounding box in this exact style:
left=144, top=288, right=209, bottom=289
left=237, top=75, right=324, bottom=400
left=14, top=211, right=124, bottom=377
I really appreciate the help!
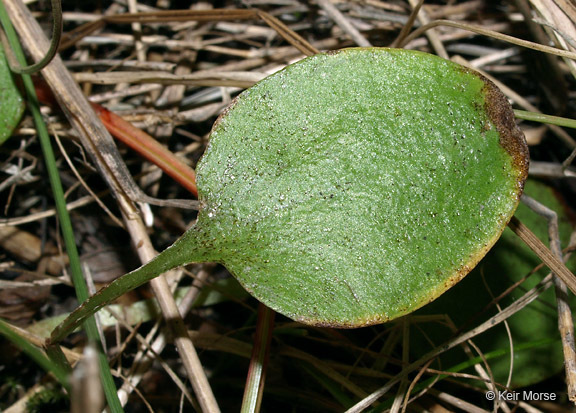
left=300, top=362, right=355, bottom=409
left=514, top=109, right=576, bottom=129
left=0, top=318, right=70, bottom=390
left=0, top=3, right=123, bottom=412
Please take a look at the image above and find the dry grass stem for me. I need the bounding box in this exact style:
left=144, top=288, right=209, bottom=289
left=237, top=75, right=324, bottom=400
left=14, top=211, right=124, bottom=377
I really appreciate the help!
left=521, top=195, right=576, bottom=402
left=73, top=70, right=265, bottom=88
left=317, top=0, right=372, bottom=47
left=408, top=0, right=448, bottom=58
left=427, top=388, right=490, bottom=413
left=508, top=216, right=576, bottom=296
left=347, top=273, right=555, bottom=412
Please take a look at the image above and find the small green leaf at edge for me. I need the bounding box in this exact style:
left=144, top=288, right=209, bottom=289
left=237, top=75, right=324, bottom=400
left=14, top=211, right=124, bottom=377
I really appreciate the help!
left=0, top=45, right=24, bottom=145
left=50, top=47, right=529, bottom=343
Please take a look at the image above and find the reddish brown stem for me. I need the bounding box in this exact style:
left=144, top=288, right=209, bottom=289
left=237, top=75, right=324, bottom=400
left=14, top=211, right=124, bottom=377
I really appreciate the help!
left=91, top=103, right=198, bottom=197
left=241, top=303, right=275, bottom=412
left=35, top=79, right=198, bottom=197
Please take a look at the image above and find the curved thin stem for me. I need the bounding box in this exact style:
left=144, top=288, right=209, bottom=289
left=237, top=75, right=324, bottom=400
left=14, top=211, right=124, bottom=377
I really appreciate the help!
left=49, top=225, right=218, bottom=344
left=390, top=0, right=424, bottom=48
left=0, top=0, right=62, bottom=74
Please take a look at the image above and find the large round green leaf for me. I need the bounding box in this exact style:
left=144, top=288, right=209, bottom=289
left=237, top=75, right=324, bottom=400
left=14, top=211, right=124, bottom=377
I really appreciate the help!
left=51, top=48, right=530, bottom=340
left=192, top=47, right=528, bottom=327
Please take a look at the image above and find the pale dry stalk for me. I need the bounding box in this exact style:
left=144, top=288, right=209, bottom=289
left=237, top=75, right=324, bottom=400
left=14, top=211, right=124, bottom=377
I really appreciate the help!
left=317, top=0, right=372, bottom=47
left=407, top=0, right=447, bottom=58
left=520, top=195, right=576, bottom=403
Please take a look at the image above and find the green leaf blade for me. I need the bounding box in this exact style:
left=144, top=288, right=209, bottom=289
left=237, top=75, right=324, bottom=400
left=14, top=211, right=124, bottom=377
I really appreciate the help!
left=196, top=48, right=528, bottom=327
left=0, top=46, right=24, bottom=145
